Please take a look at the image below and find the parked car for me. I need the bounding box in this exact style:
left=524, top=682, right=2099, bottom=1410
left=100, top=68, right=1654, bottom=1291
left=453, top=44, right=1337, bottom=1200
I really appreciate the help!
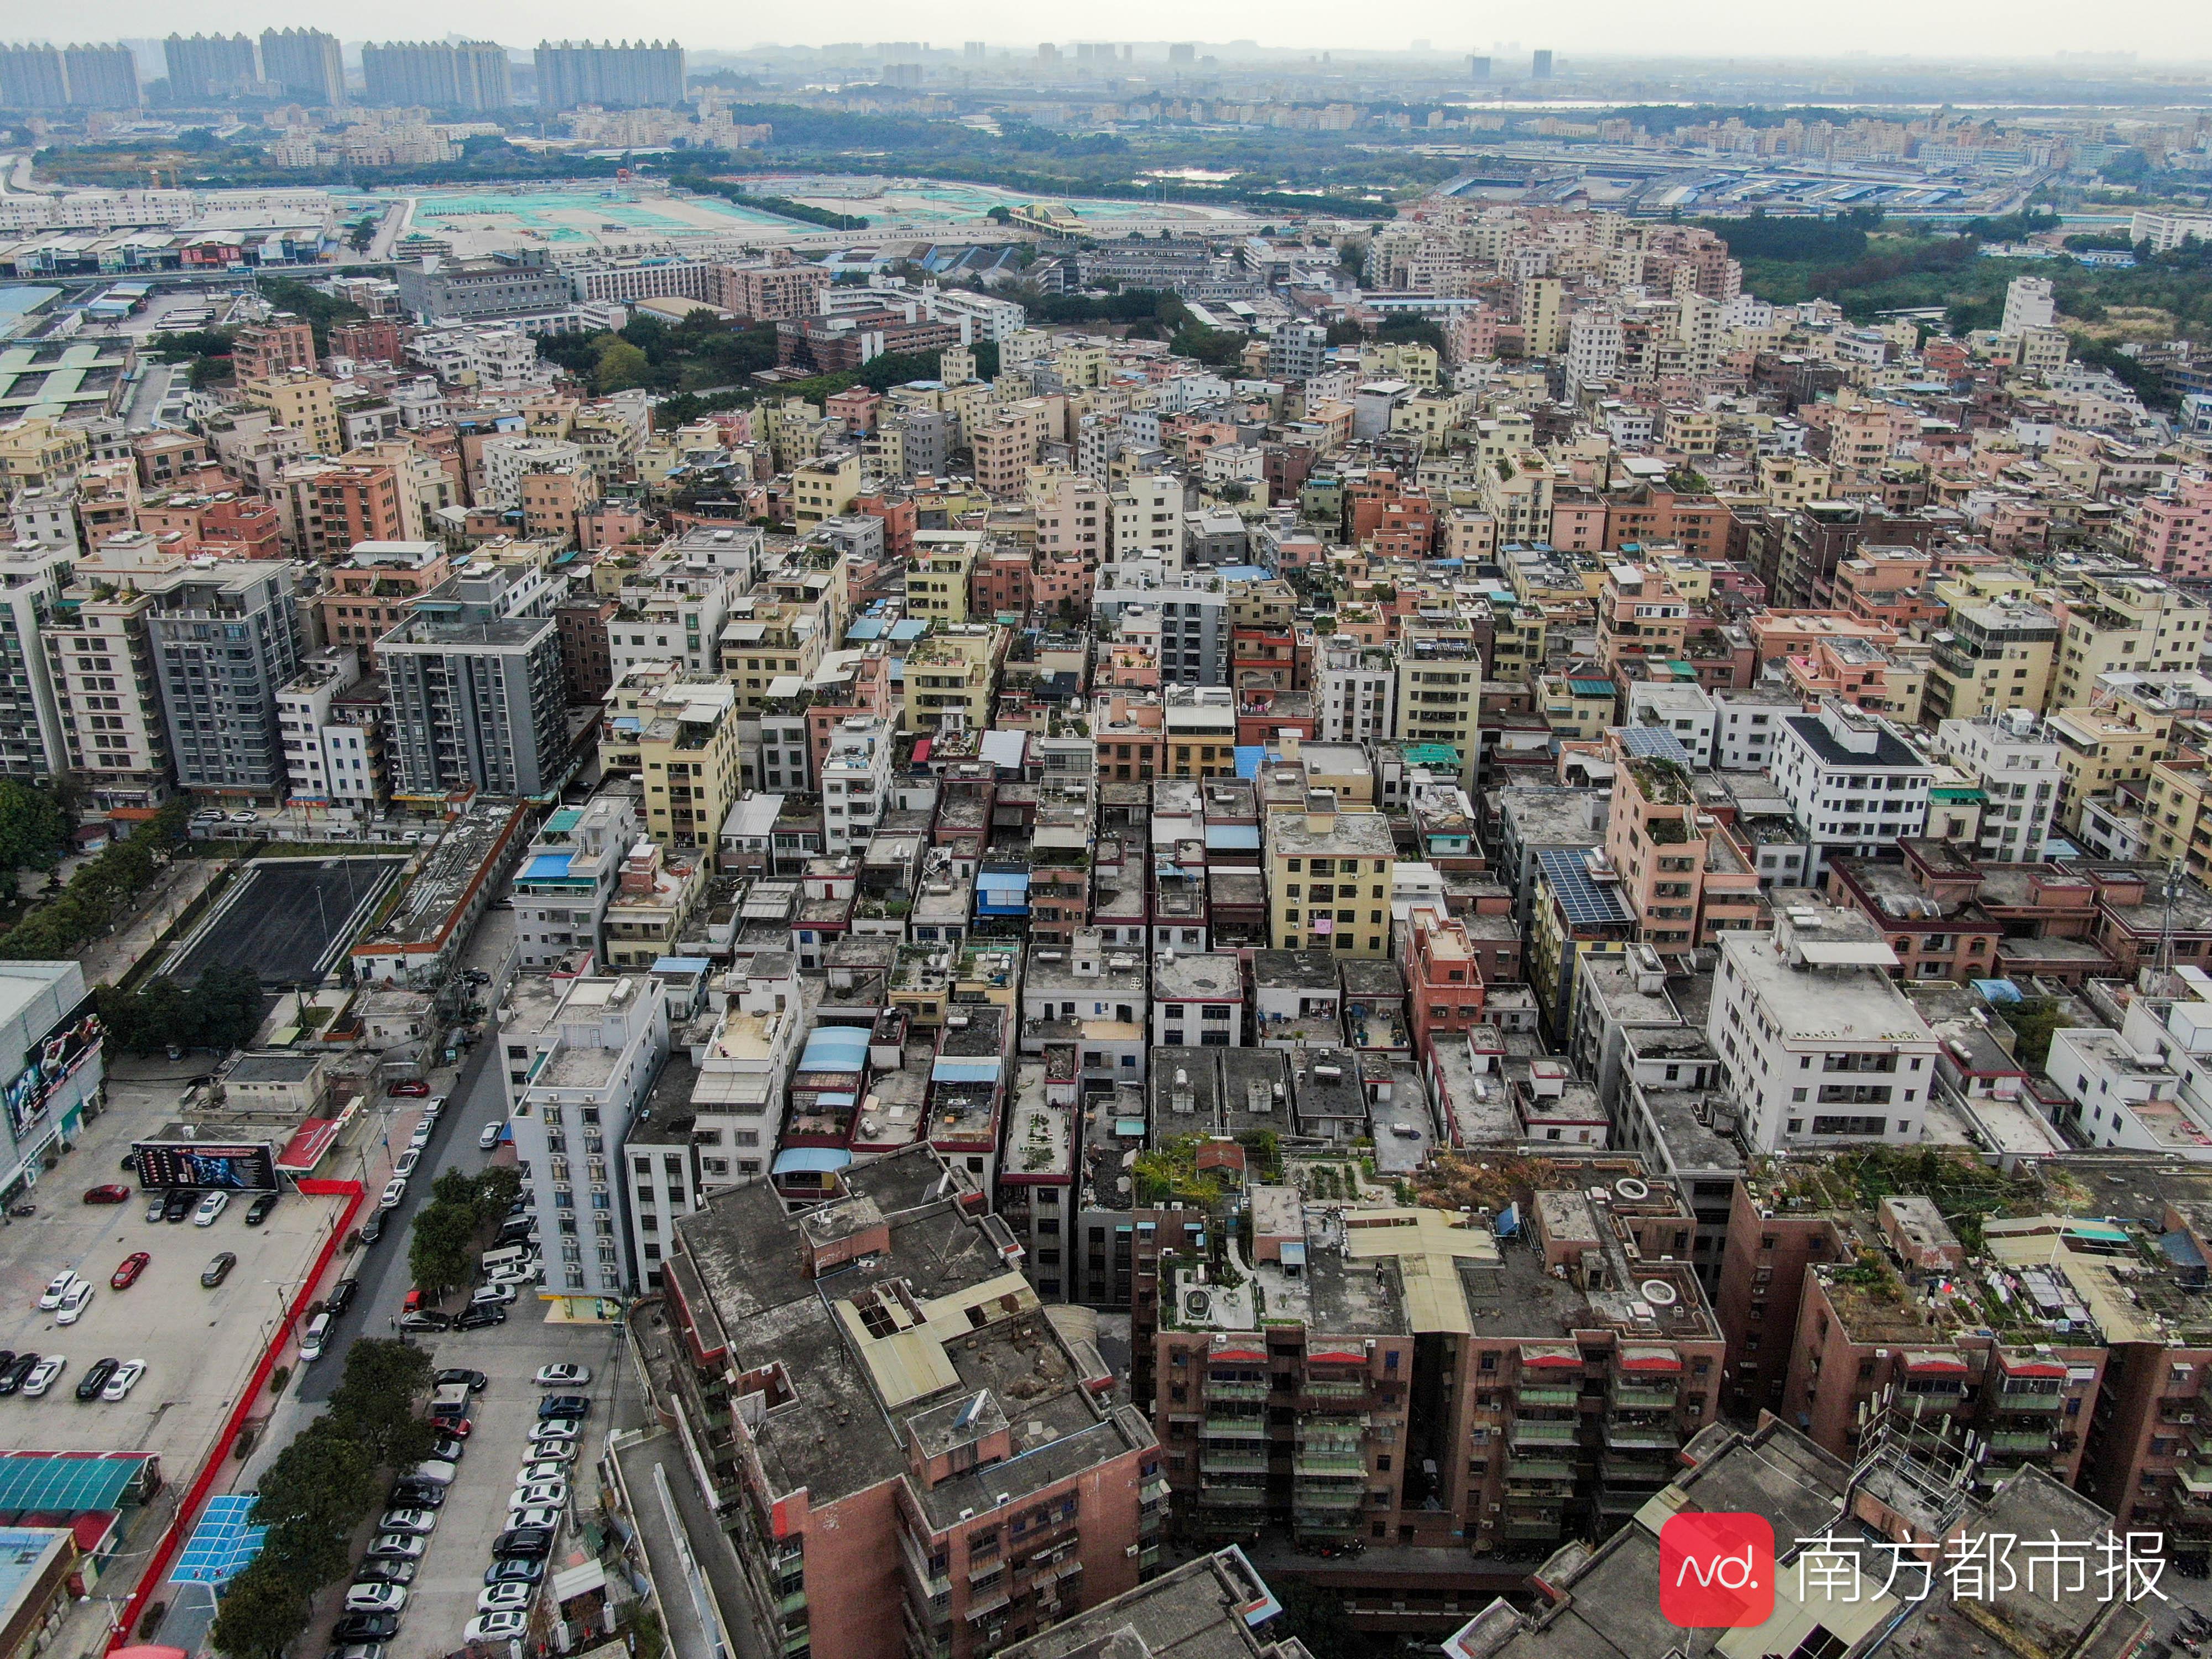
left=21, top=1357, right=65, bottom=1396
left=244, top=1193, right=278, bottom=1227
left=82, top=1184, right=132, bottom=1204
left=428, top=1414, right=471, bottom=1437
left=514, top=1460, right=569, bottom=1488
left=377, top=1509, right=435, bottom=1536
left=491, top=1528, right=554, bottom=1559
left=331, top=1613, right=398, bottom=1644
left=161, top=1189, right=195, bottom=1223
left=143, top=1193, right=166, bottom=1223
left=37, top=1271, right=81, bottom=1311
left=327, top=1644, right=386, bottom=1659
left=424, top=1095, right=447, bottom=1118
left=227, top=811, right=260, bottom=827
left=54, top=1284, right=92, bottom=1324
left=344, top=1584, right=408, bottom=1615
left=435, top=1369, right=488, bottom=1393
left=363, top=1535, right=425, bottom=1562
left=201, top=1253, right=236, bottom=1288
left=538, top=1394, right=589, bottom=1420
left=75, top=1358, right=118, bottom=1400
left=516, top=1439, right=574, bottom=1465
left=533, top=1364, right=591, bottom=1388
left=463, top=1613, right=528, bottom=1644
left=480, top=1120, right=505, bottom=1150
left=101, top=1360, right=145, bottom=1401
left=471, top=1284, right=517, bottom=1308
left=393, top=1151, right=419, bottom=1180
left=453, top=1306, right=506, bottom=1332
left=387, top=1079, right=429, bottom=1097
left=352, top=1559, right=416, bottom=1588
left=192, top=1191, right=228, bottom=1227
left=299, top=1313, right=332, bottom=1362
left=505, top=1505, right=561, bottom=1532
left=357, top=1213, right=385, bottom=1246
left=0, top=1353, right=39, bottom=1395
left=405, top=1459, right=458, bottom=1486
left=110, top=1253, right=149, bottom=1290
left=395, top=1310, right=449, bottom=1334
left=483, top=1558, right=546, bottom=1588
left=512, top=1480, right=568, bottom=1510
left=530, top=1417, right=581, bottom=1443
left=379, top=1178, right=406, bottom=1210
left=477, top=1582, right=533, bottom=1614
left=387, top=1481, right=445, bottom=1511
left=430, top=1436, right=466, bottom=1463
left=407, top=1121, right=431, bottom=1150
left=325, top=1277, right=359, bottom=1316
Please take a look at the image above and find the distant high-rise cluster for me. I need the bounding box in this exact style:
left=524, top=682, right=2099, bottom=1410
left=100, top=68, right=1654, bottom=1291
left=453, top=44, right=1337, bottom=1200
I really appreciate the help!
left=0, top=40, right=140, bottom=108
left=259, top=28, right=343, bottom=106
left=533, top=40, right=687, bottom=111
left=360, top=40, right=513, bottom=112
left=164, top=33, right=258, bottom=102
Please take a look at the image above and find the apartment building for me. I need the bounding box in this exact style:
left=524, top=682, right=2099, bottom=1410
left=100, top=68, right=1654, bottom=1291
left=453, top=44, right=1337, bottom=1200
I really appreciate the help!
left=379, top=611, right=567, bottom=801
left=655, top=1146, right=1160, bottom=1659
left=143, top=559, right=306, bottom=801
left=500, top=972, right=671, bottom=1303
left=1932, top=711, right=2062, bottom=863
left=2050, top=572, right=2208, bottom=710
left=632, top=678, right=739, bottom=851
left=1313, top=634, right=1396, bottom=743
left=820, top=716, right=895, bottom=855
left=1265, top=794, right=1395, bottom=957
left=0, top=544, right=72, bottom=782
left=1769, top=700, right=1933, bottom=876
left=41, top=575, right=171, bottom=813
left=310, top=541, right=451, bottom=661
left=1393, top=621, right=1482, bottom=788
left=1707, top=900, right=1940, bottom=1153
left=512, top=792, right=639, bottom=969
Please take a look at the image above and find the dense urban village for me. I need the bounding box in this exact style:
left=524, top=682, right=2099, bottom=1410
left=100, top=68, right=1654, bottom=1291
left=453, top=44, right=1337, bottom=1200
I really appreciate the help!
left=5, top=25, right=2212, bottom=1659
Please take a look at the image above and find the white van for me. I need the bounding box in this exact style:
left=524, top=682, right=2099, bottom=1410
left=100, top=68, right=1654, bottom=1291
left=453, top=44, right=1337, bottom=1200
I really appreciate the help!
left=480, top=1245, right=529, bottom=1274
left=299, top=1312, right=332, bottom=1361
left=431, top=1381, right=472, bottom=1412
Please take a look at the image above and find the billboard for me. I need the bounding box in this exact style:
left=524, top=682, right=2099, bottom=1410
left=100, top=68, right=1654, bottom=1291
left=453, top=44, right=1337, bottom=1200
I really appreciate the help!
left=132, top=1140, right=280, bottom=1192
left=4, top=1008, right=102, bottom=1141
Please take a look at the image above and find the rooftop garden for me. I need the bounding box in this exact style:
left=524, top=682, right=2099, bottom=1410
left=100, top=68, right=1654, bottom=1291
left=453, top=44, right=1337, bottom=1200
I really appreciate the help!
left=1759, top=1146, right=2059, bottom=1255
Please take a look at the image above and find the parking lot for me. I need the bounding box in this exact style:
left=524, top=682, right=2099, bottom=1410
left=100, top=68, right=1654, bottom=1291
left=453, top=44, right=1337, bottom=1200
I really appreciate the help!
left=163, top=855, right=405, bottom=990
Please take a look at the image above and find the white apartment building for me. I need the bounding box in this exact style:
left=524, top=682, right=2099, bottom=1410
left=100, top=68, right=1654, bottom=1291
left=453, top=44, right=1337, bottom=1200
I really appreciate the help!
left=1566, top=309, right=1622, bottom=394
left=510, top=791, right=640, bottom=969
left=479, top=436, right=585, bottom=510
left=1625, top=681, right=1718, bottom=768
left=689, top=954, right=805, bottom=1187
left=920, top=284, right=1027, bottom=343
left=1314, top=634, right=1397, bottom=743
left=408, top=323, right=557, bottom=392
left=2000, top=274, right=2057, bottom=338
left=1712, top=686, right=1801, bottom=771
left=1932, top=711, right=2062, bottom=864
left=1110, top=474, right=1184, bottom=565
left=1151, top=951, right=1246, bottom=1049
left=1771, top=700, right=1934, bottom=877
left=276, top=649, right=379, bottom=807
left=605, top=540, right=749, bottom=679
left=1707, top=902, right=1940, bottom=1154
left=500, top=972, right=671, bottom=1305
left=820, top=715, right=894, bottom=854
left=7, top=486, right=80, bottom=555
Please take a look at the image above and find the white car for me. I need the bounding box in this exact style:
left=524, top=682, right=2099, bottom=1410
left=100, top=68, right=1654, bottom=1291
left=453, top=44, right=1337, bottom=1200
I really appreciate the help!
left=424, top=1095, right=446, bottom=1120
left=465, top=1613, right=528, bottom=1643
left=379, top=1178, right=406, bottom=1210
left=101, top=1360, right=146, bottom=1401
left=408, top=1121, right=432, bottom=1149
left=393, top=1150, right=420, bottom=1179
left=470, top=1284, right=517, bottom=1307
left=506, top=1505, right=562, bottom=1532
left=478, top=1583, right=534, bottom=1615
left=193, top=1191, right=228, bottom=1227
left=521, top=1439, right=576, bottom=1464
left=21, top=1357, right=64, bottom=1396
left=531, top=1418, right=581, bottom=1443
left=533, top=1364, right=590, bottom=1387
left=515, top=1460, right=570, bottom=1486
left=512, top=1480, right=568, bottom=1509
left=479, top=1121, right=505, bottom=1151
left=345, top=1583, right=408, bottom=1614
left=54, top=1283, right=92, bottom=1325
left=37, top=1271, right=82, bottom=1311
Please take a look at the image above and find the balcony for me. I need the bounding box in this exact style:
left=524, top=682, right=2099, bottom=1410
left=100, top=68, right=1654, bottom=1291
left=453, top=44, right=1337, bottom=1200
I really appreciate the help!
left=1516, top=1386, right=1579, bottom=1408
left=1994, top=1389, right=2065, bottom=1413
left=1301, top=1379, right=1368, bottom=1402
left=1288, top=1483, right=1363, bottom=1511
left=1201, top=1413, right=1267, bottom=1440
left=1197, top=1481, right=1267, bottom=1508
left=1509, top=1420, right=1579, bottom=1447
left=1205, top=1380, right=1267, bottom=1402
left=1608, top=1385, right=1677, bottom=1411
left=1985, top=1430, right=2056, bottom=1456
left=1199, top=1449, right=1269, bottom=1474
left=1603, top=1423, right=1680, bottom=1453
left=1504, top=1454, right=1574, bottom=1481
left=1293, top=1450, right=1365, bottom=1476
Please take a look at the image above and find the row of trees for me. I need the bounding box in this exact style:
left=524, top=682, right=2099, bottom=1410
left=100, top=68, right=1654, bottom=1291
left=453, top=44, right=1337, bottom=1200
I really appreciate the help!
left=208, top=1339, right=437, bottom=1659
left=96, top=964, right=264, bottom=1056
left=408, top=1165, right=524, bottom=1301
left=0, top=781, right=69, bottom=880
left=0, top=799, right=188, bottom=961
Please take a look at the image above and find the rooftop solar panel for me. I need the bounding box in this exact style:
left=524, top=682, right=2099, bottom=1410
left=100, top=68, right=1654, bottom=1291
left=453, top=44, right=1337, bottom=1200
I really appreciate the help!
left=1534, top=847, right=1634, bottom=927
left=1610, top=726, right=1694, bottom=765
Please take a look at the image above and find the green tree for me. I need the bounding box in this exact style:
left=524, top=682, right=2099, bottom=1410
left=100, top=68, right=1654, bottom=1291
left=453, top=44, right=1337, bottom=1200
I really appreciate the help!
left=0, top=781, right=67, bottom=874
left=594, top=338, right=653, bottom=394
left=207, top=1560, right=310, bottom=1659
left=473, top=1164, right=522, bottom=1223
left=327, top=1339, right=437, bottom=1469
left=408, top=1202, right=474, bottom=1301
left=248, top=1417, right=377, bottom=1590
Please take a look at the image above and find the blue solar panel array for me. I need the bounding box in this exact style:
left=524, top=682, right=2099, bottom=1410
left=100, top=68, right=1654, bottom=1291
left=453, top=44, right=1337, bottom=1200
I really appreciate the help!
left=1535, top=848, right=1634, bottom=927
left=171, top=1495, right=267, bottom=1587
left=1610, top=726, right=1694, bottom=766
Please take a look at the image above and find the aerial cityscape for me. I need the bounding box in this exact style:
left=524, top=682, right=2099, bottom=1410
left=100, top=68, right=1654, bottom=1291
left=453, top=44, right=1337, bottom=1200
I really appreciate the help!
left=0, top=20, right=2210, bottom=1659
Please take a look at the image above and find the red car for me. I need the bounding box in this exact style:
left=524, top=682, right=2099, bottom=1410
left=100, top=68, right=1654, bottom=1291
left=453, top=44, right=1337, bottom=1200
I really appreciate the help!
left=427, top=1415, right=472, bottom=1437
left=388, top=1079, right=431, bottom=1097
left=82, top=1185, right=132, bottom=1204
left=111, top=1252, right=149, bottom=1288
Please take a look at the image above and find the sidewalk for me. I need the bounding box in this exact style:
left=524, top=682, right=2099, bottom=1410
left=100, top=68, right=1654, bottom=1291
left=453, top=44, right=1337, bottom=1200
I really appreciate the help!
left=79, top=857, right=230, bottom=989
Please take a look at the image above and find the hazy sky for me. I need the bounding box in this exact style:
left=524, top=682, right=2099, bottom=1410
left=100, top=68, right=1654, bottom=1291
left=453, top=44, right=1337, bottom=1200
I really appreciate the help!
left=47, top=0, right=2212, bottom=72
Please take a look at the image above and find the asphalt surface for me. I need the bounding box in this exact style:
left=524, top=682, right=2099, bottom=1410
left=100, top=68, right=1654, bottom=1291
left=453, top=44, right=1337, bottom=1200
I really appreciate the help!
left=296, top=1006, right=506, bottom=1405
left=167, top=857, right=405, bottom=990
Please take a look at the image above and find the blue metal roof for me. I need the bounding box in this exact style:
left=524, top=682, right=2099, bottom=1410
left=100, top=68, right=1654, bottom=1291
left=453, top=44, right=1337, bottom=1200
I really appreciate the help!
left=846, top=617, right=886, bottom=640
left=800, top=1027, right=870, bottom=1071
left=773, top=1147, right=853, bottom=1175
left=888, top=619, right=928, bottom=640
left=977, top=870, right=1030, bottom=891
left=1204, top=825, right=1261, bottom=851
left=932, top=1057, right=1003, bottom=1083
left=1234, top=746, right=1265, bottom=779
left=172, top=1495, right=267, bottom=1587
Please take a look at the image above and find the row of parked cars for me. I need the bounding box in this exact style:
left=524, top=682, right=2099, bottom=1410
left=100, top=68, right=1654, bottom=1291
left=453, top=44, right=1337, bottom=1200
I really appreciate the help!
left=330, top=1365, right=593, bottom=1659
